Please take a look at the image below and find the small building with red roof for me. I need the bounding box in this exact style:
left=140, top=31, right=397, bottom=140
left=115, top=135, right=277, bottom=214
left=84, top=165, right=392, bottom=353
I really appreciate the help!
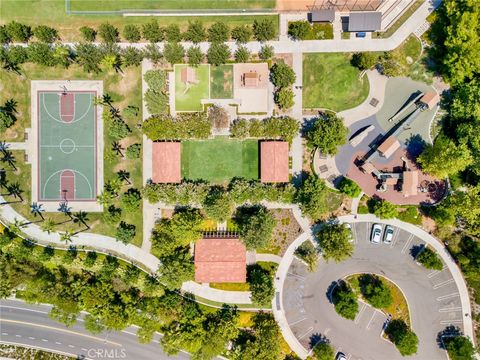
left=152, top=142, right=181, bottom=183
left=194, top=238, right=247, bottom=283
left=260, top=141, right=289, bottom=183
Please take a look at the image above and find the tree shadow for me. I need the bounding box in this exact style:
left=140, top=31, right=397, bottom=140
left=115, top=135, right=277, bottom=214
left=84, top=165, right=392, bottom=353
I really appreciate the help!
left=436, top=326, right=462, bottom=349
left=404, top=134, right=427, bottom=161
left=409, top=244, right=425, bottom=260
left=325, top=280, right=340, bottom=304
left=309, top=332, right=330, bottom=349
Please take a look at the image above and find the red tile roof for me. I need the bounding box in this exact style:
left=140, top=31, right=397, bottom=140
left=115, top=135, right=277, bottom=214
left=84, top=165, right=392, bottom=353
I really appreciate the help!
left=195, top=238, right=246, bottom=283
left=260, top=141, right=289, bottom=183
left=377, top=136, right=401, bottom=159
left=152, top=142, right=181, bottom=183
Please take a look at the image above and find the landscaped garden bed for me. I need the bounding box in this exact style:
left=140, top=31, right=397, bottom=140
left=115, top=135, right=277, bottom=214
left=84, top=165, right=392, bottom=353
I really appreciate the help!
left=257, top=209, right=302, bottom=255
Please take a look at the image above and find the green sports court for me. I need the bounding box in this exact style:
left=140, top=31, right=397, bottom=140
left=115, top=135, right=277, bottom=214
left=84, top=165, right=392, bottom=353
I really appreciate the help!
left=38, top=91, right=97, bottom=201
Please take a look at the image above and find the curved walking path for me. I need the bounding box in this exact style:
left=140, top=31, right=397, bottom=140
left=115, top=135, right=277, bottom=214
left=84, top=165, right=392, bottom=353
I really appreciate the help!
left=273, top=213, right=473, bottom=359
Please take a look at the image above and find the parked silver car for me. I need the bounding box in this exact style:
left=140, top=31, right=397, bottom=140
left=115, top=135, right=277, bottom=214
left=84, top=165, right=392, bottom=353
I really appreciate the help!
left=383, top=225, right=395, bottom=244
left=371, top=224, right=382, bottom=244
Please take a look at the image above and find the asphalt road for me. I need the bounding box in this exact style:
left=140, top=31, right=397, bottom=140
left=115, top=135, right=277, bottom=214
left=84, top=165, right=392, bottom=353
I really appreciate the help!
left=283, top=221, right=464, bottom=360
left=0, top=299, right=189, bottom=360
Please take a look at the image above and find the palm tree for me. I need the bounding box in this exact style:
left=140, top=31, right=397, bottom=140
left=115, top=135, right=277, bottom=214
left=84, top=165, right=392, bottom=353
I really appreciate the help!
left=11, top=217, right=27, bottom=235
left=41, top=218, right=56, bottom=234
left=0, top=170, right=8, bottom=192
left=30, top=202, right=45, bottom=221
left=2, top=99, right=17, bottom=114
left=111, top=141, right=124, bottom=158
left=117, top=170, right=131, bottom=186
left=105, top=178, right=122, bottom=196
left=0, top=141, right=9, bottom=154
left=97, top=191, right=115, bottom=206
left=8, top=182, right=23, bottom=202
left=73, top=211, right=89, bottom=229
left=58, top=202, right=72, bottom=219
left=2, top=150, right=16, bottom=171
left=109, top=107, right=122, bottom=120
left=60, top=230, right=75, bottom=244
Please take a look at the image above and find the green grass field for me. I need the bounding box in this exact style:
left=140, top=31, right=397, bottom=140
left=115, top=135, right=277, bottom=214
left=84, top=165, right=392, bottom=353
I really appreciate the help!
left=70, top=0, right=275, bottom=11
left=303, top=53, right=370, bottom=112
left=0, top=0, right=278, bottom=42
left=175, top=64, right=210, bottom=112
left=182, top=138, right=259, bottom=182
left=210, top=65, right=234, bottom=99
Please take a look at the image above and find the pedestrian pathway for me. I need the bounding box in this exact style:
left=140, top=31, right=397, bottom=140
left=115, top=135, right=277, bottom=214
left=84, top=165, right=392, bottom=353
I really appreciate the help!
left=5, top=142, right=27, bottom=150
left=291, top=51, right=304, bottom=185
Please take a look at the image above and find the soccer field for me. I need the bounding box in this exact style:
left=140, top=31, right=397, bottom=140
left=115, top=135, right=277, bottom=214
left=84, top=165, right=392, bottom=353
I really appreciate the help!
left=181, top=138, right=259, bottom=183
left=38, top=91, right=97, bottom=201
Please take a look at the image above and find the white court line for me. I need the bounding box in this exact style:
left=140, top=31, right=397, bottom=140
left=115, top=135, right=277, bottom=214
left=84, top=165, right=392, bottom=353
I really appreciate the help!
left=366, top=312, right=377, bottom=330
left=40, top=145, right=95, bottom=148
left=437, top=292, right=460, bottom=301
left=401, top=234, right=414, bottom=254
left=438, top=307, right=462, bottom=313
left=433, top=279, right=455, bottom=290
left=354, top=303, right=367, bottom=325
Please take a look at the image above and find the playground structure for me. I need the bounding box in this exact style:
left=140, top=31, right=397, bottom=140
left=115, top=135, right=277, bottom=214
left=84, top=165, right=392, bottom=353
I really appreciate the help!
left=356, top=91, right=440, bottom=199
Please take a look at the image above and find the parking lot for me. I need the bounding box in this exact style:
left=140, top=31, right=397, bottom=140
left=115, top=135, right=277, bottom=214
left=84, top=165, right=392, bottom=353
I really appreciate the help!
left=282, top=221, right=464, bottom=360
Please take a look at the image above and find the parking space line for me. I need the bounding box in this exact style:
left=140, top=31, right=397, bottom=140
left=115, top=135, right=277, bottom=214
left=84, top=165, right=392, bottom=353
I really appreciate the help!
left=354, top=303, right=367, bottom=324
left=390, top=228, right=401, bottom=248
left=401, top=234, right=414, bottom=254
left=365, top=222, right=370, bottom=243
left=287, top=272, right=306, bottom=281
left=352, top=223, right=358, bottom=244
left=298, top=326, right=314, bottom=340
left=439, top=307, right=462, bottom=313
left=366, top=312, right=377, bottom=330
left=428, top=267, right=446, bottom=278
left=437, top=292, right=460, bottom=301
left=440, top=319, right=463, bottom=325
left=289, top=317, right=307, bottom=326
left=433, top=278, right=455, bottom=290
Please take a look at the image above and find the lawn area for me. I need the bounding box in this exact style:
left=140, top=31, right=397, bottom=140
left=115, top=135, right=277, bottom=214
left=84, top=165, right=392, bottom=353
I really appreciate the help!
left=175, top=64, right=210, bottom=112
left=0, top=0, right=278, bottom=42
left=303, top=53, right=370, bottom=112
left=0, top=64, right=144, bottom=247
left=181, top=137, right=259, bottom=183
left=69, top=0, right=275, bottom=11
left=210, top=282, right=251, bottom=291
left=210, top=65, right=234, bottom=99
left=347, top=274, right=410, bottom=325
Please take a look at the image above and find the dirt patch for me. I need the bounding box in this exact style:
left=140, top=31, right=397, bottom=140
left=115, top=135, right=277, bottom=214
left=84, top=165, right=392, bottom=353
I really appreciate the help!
left=274, top=54, right=293, bottom=67
left=260, top=209, right=303, bottom=256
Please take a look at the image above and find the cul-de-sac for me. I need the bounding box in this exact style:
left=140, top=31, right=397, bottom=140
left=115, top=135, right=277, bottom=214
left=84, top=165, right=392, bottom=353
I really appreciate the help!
left=0, top=1, right=479, bottom=359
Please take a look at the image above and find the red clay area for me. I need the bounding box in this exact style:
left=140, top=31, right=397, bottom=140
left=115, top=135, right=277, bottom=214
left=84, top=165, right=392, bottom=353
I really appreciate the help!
left=152, top=142, right=181, bottom=184
left=194, top=238, right=246, bottom=283
left=347, top=148, right=445, bottom=205
left=60, top=169, right=75, bottom=201
left=60, top=93, right=75, bottom=123
left=260, top=141, right=289, bottom=183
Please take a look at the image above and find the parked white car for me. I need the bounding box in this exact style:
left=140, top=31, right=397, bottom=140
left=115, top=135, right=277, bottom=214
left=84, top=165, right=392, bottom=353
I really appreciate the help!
left=371, top=224, right=383, bottom=244
left=383, top=225, right=395, bottom=244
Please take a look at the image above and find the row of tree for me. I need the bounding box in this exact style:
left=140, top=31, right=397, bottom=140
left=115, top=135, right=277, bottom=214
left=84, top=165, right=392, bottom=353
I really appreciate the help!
left=0, top=19, right=277, bottom=45
left=0, top=231, right=282, bottom=359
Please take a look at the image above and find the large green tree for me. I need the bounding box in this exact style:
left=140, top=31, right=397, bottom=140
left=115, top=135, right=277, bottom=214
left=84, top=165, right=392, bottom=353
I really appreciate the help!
left=445, top=335, right=476, bottom=360
left=295, top=174, right=330, bottom=220
left=306, top=113, right=348, bottom=155
left=315, top=223, right=354, bottom=263
left=385, top=319, right=419, bottom=356
left=270, top=62, right=296, bottom=89
left=236, top=206, right=276, bottom=250
left=332, top=282, right=358, bottom=320
left=157, top=247, right=195, bottom=290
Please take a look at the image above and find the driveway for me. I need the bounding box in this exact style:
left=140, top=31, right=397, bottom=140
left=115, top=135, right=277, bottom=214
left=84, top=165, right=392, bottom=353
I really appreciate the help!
left=282, top=221, right=464, bottom=360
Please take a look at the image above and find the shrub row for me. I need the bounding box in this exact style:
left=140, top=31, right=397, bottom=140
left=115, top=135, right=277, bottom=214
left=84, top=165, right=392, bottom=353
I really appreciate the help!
left=230, top=116, right=300, bottom=143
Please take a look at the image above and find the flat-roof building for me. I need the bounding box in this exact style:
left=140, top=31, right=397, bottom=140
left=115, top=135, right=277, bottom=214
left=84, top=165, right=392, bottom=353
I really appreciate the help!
left=260, top=141, right=289, bottom=183
left=403, top=171, right=419, bottom=197
left=310, top=9, right=335, bottom=23
left=348, top=11, right=382, bottom=32
left=377, top=136, right=401, bottom=159
left=419, top=92, right=440, bottom=110
left=152, top=142, right=181, bottom=183
left=194, top=238, right=246, bottom=283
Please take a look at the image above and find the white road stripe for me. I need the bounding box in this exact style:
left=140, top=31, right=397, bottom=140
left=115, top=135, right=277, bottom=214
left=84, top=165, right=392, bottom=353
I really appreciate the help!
left=428, top=268, right=445, bottom=278
left=289, top=317, right=307, bottom=326
left=287, top=272, right=305, bottom=281
left=298, top=326, right=314, bottom=340
left=365, top=222, right=370, bottom=243
left=28, top=336, right=35, bottom=340
left=1, top=333, right=8, bottom=336
left=68, top=344, right=75, bottom=348
left=41, top=338, right=48, bottom=342
left=15, top=334, right=21, bottom=338
left=433, top=279, right=455, bottom=290
left=55, top=341, right=62, bottom=345
left=354, top=303, right=367, bottom=325
left=437, top=292, right=460, bottom=301
left=390, top=228, right=400, bottom=248
left=440, top=319, right=463, bottom=325
left=401, top=234, right=414, bottom=254
left=366, top=312, right=377, bottom=330
left=439, top=307, right=462, bottom=313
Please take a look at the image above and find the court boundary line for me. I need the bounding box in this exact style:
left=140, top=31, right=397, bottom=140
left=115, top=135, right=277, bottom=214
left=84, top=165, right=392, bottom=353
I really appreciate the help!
left=38, top=90, right=98, bottom=202
left=42, top=169, right=93, bottom=201
left=41, top=92, right=93, bottom=125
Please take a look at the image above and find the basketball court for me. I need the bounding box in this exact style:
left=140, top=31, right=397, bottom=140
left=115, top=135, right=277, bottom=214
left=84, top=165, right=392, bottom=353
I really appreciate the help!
left=30, top=81, right=104, bottom=212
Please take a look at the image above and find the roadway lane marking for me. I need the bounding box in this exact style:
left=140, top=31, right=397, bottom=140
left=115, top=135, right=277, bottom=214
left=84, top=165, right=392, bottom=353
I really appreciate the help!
left=354, top=303, right=367, bottom=324
left=55, top=341, right=62, bottom=345
left=433, top=278, right=455, bottom=290
left=41, top=338, right=48, bottom=342
left=68, top=344, right=75, bottom=348
left=0, top=319, right=121, bottom=346
left=0, top=305, right=49, bottom=315
left=28, top=337, right=35, bottom=340
left=437, top=292, right=460, bottom=301
left=401, top=234, right=414, bottom=254
left=15, top=334, right=21, bottom=338
left=81, top=348, right=88, bottom=351
left=1, top=333, right=8, bottom=336
left=439, top=307, right=462, bottom=313
left=366, top=312, right=377, bottom=330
